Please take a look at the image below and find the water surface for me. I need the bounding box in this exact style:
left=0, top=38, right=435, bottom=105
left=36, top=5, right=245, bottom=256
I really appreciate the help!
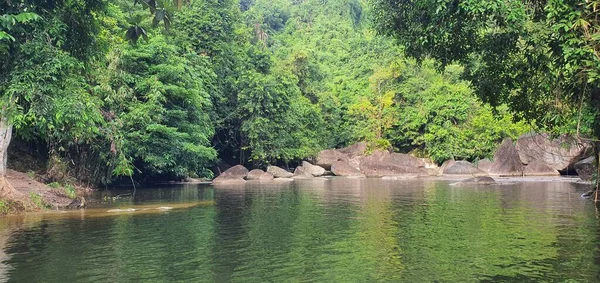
left=0, top=178, right=598, bottom=282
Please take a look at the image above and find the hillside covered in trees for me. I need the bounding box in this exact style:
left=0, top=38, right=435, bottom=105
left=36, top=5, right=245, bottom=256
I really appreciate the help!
left=1, top=0, right=594, bottom=186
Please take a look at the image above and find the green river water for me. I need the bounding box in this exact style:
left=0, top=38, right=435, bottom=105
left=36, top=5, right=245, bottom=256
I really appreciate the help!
left=0, top=178, right=598, bottom=282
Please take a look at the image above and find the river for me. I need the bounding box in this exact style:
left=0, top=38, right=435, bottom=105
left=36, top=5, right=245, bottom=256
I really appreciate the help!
left=0, top=178, right=597, bottom=282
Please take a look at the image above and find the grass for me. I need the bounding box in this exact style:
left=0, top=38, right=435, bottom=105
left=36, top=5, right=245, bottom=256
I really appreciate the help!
left=0, top=201, right=9, bottom=215
left=29, top=192, right=47, bottom=209
left=64, top=184, right=76, bottom=199
left=48, top=181, right=61, bottom=188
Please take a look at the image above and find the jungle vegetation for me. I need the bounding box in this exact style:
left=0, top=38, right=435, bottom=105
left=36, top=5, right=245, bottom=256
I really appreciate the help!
left=1, top=0, right=594, bottom=186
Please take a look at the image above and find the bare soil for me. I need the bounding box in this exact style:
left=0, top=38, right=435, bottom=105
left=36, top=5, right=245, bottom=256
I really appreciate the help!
left=2, top=169, right=76, bottom=213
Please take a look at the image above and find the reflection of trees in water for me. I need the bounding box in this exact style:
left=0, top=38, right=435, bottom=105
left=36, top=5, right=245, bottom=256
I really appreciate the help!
left=0, top=180, right=598, bottom=281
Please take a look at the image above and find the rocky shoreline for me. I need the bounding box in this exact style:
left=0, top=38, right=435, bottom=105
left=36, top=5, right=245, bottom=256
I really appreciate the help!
left=211, top=133, right=597, bottom=184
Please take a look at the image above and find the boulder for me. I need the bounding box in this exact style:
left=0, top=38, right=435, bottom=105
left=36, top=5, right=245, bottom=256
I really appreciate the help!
left=213, top=165, right=249, bottom=183
left=246, top=169, right=274, bottom=181
left=301, top=161, right=326, bottom=176
left=338, top=142, right=367, bottom=158
left=476, top=159, right=493, bottom=172
left=452, top=176, right=496, bottom=186
left=331, top=161, right=365, bottom=177
left=515, top=133, right=592, bottom=171
left=215, top=164, right=248, bottom=179
left=443, top=161, right=485, bottom=175
left=360, top=160, right=424, bottom=177
left=316, top=149, right=347, bottom=170
left=316, top=142, right=367, bottom=170
left=489, top=138, right=523, bottom=176
left=267, top=166, right=294, bottom=178
left=523, top=160, right=560, bottom=176
left=423, top=168, right=440, bottom=176
left=292, top=166, right=314, bottom=179
left=360, top=150, right=425, bottom=167
left=575, top=156, right=596, bottom=181
left=439, top=160, right=456, bottom=174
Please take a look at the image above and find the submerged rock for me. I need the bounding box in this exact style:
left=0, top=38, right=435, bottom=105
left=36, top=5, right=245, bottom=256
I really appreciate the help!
left=66, top=197, right=86, bottom=209
left=267, top=166, right=294, bottom=178
left=107, top=208, right=136, bottom=213
left=452, top=176, right=496, bottom=186
left=489, top=138, right=523, bottom=176
left=515, top=133, right=592, bottom=171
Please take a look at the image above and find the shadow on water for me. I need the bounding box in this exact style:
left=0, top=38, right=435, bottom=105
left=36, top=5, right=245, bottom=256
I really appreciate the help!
left=0, top=178, right=598, bottom=282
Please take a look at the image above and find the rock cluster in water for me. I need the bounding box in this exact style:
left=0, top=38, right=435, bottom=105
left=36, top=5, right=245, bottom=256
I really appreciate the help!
left=211, top=133, right=596, bottom=184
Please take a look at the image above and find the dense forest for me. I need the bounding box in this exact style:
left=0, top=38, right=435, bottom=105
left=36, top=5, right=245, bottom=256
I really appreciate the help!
left=0, top=0, right=597, bottom=186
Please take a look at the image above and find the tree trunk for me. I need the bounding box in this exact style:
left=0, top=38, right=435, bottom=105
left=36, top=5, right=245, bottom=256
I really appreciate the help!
left=0, top=117, right=12, bottom=178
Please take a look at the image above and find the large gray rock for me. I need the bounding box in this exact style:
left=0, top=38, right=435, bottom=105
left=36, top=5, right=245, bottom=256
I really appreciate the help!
left=489, top=138, right=523, bottom=176
left=267, top=166, right=294, bottom=178
left=358, top=150, right=426, bottom=177
left=443, top=161, right=485, bottom=175
left=575, top=156, right=596, bottom=181
left=315, top=149, right=347, bottom=170
left=316, top=142, right=367, bottom=170
left=331, top=161, right=365, bottom=177
left=515, top=133, right=592, bottom=171
left=292, top=166, right=314, bottom=179
left=360, top=161, right=424, bottom=177
left=360, top=150, right=425, bottom=168
left=338, top=142, right=367, bottom=158
left=301, top=161, right=326, bottom=176
left=246, top=169, right=274, bottom=180
left=476, top=159, right=493, bottom=172
left=213, top=165, right=248, bottom=183
left=523, top=160, right=560, bottom=176
left=439, top=160, right=456, bottom=174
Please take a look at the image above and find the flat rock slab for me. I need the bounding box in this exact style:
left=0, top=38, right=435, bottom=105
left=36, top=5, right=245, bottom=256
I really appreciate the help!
left=360, top=161, right=424, bottom=177
left=212, top=178, right=247, bottom=185
left=331, top=161, right=366, bottom=177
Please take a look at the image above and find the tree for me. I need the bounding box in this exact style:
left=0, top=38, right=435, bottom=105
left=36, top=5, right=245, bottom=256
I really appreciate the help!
left=369, top=0, right=600, bottom=135
left=348, top=62, right=400, bottom=148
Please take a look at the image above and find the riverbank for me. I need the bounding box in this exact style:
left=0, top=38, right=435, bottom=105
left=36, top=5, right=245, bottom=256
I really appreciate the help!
left=0, top=170, right=87, bottom=215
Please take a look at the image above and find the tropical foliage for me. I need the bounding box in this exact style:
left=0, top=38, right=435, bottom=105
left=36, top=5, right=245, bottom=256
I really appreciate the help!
left=2, top=0, right=564, bottom=185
